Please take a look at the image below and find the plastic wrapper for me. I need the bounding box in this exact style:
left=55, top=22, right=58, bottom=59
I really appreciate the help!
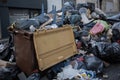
left=57, top=65, right=79, bottom=80
left=90, top=20, right=109, bottom=35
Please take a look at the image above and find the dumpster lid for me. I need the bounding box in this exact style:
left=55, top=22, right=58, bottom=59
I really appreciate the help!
left=33, top=25, right=77, bottom=71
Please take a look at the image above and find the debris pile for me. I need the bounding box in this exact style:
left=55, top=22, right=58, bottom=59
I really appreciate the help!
left=1, top=1, right=120, bottom=80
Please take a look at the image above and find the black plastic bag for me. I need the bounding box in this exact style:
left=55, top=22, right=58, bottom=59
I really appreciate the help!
left=84, top=55, right=104, bottom=73
left=92, top=42, right=111, bottom=62
left=0, top=66, right=19, bottom=80
left=93, top=42, right=110, bottom=56
left=69, top=14, right=81, bottom=25
left=104, top=42, right=120, bottom=63
left=0, top=35, right=14, bottom=61
left=93, top=42, right=120, bottom=63
left=111, top=22, right=120, bottom=43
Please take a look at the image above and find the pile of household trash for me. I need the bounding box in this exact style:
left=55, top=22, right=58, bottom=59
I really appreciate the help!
left=0, top=1, right=120, bottom=80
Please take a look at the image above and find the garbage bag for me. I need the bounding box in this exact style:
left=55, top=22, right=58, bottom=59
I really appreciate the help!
left=15, top=14, right=49, bottom=30
left=0, top=35, right=14, bottom=60
left=112, top=22, right=120, bottom=32
left=93, top=42, right=110, bottom=56
left=79, top=30, right=91, bottom=50
left=84, top=55, right=104, bottom=73
left=92, top=42, right=110, bottom=60
left=27, top=73, right=40, bottom=80
left=0, top=66, right=19, bottom=80
left=15, top=19, right=39, bottom=30
left=104, top=42, right=120, bottom=63
left=94, top=8, right=107, bottom=19
left=111, top=22, right=120, bottom=43
left=69, top=14, right=81, bottom=24
left=93, top=42, right=120, bottom=63
left=0, top=43, right=7, bottom=59
left=63, top=1, right=75, bottom=12
left=74, top=31, right=80, bottom=39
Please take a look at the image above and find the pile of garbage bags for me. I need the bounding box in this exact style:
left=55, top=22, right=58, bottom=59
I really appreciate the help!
left=1, top=1, right=120, bottom=80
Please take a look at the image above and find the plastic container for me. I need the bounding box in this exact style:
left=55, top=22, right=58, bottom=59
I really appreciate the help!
left=13, top=25, right=77, bottom=75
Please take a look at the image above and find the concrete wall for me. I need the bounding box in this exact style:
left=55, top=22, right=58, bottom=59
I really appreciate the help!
left=76, top=0, right=86, bottom=3
left=102, top=0, right=119, bottom=13
left=47, top=0, right=62, bottom=12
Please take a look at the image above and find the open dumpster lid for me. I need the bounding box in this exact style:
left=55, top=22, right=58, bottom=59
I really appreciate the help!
left=33, top=25, right=77, bottom=71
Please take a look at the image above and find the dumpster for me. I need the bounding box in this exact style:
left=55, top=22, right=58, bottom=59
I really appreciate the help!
left=13, top=25, right=77, bottom=75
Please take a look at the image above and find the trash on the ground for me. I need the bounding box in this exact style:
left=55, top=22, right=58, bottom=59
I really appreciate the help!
left=57, top=65, right=80, bottom=80
left=79, top=69, right=96, bottom=79
left=57, top=65, right=97, bottom=80
left=27, top=72, right=40, bottom=80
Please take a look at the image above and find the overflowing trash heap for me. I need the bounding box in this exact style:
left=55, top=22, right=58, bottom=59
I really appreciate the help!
left=0, top=1, right=120, bottom=80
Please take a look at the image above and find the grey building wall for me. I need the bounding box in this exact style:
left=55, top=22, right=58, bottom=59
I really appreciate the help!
left=47, top=0, right=62, bottom=12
